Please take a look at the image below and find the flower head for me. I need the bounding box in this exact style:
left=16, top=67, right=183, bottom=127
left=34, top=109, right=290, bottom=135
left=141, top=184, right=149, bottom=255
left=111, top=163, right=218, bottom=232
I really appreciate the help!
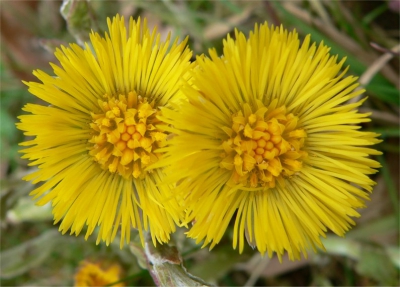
left=17, top=15, right=192, bottom=247
left=158, top=23, right=382, bottom=260
left=74, top=260, right=124, bottom=287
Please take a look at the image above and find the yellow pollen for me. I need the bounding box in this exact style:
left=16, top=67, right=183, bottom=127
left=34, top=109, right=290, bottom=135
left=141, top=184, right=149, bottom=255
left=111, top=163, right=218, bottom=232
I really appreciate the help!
left=121, top=132, right=131, bottom=142
left=257, top=139, right=266, bottom=148
left=256, top=147, right=264, bottom=155
left=220, top=101, right=307, bottom=189
left=89, top=92, right=166, bottom=179
left=116, top=141, right=126, bottom=151
left=127, top=126, right=135, bottom=135
left=265, top=141, right=274, bottom=150
left=262, top=133, right=271, bottom=141
left=132, top=132, right=142, bottom=141
left=127, top=139, right=135, bottom=149
left=271, top=135, right=282, bottom=144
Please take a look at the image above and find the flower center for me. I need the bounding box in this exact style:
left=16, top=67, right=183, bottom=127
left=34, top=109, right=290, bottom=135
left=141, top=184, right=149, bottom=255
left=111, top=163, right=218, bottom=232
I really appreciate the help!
left=220, top=100, right=307, bottom=189
left=89, top=92, right=167, bottom=179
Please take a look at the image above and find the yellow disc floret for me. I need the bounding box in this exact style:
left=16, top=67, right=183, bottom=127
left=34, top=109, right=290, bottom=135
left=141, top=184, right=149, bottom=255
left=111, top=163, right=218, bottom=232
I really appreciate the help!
left=89, top=91, right=167, bottom=179
left=220, top=100, right=307, bottom=189
left=74, top=260, right=124, bottom=287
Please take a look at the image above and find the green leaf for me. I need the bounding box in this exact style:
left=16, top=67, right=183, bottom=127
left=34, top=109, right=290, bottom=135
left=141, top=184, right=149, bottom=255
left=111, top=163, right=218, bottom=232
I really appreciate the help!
left=365, top=83, right=400, bottom=106
left=6, top=196, right=53, bottom=223
left=320, top=236, right=400, bottom=271
left=0, top=170, right=36, bottom=221
left=0, top=108, right=17, bottom=143
left=129, top=239, right=148, bottom=269
left=60, top=0, right=97, bottom=45
left=347, top=215, right=399, bottom=240
left=355, top=243, right=399, bottom=285
left=0, top=230, right=64, bottom=279
left=321, top=236, right=362, bottom=260
left=378, top=155, right=399, bottom=217
left=386, top=246, right=400, bottom=269
left=188, top=245, right=250, bottom=282
left=274, top=3, right=399, bottom=106
left=370, top=127, right=400, bottom=137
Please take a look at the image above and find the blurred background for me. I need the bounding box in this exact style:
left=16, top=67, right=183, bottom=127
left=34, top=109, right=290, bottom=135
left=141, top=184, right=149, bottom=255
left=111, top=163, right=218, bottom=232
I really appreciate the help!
left=0, top=0, right=399, bottom=286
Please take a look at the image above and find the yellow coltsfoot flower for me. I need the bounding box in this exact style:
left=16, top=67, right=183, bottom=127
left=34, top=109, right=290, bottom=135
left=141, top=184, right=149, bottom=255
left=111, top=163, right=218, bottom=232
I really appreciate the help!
left=74, top=260, right=124, bottom=287
left=17, top=15, right=192, bottom=247
left=157, top=23, right=382, bottom=260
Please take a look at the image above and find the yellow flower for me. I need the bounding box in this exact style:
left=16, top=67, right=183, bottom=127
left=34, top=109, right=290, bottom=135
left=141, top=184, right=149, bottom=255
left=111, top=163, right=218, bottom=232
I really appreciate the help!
left=158, top=23, right=382, bottom=260
left=17, top=15, right=192, bottom=247
left=74, top=260, right=124, bottom=287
